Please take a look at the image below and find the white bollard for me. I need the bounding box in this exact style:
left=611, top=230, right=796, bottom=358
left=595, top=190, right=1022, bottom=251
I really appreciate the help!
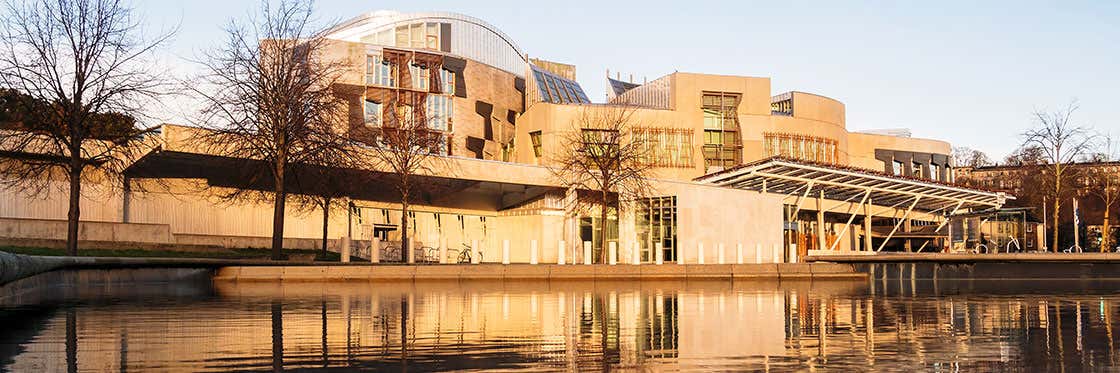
left=608, top=241, right=617, bottom=265
left=530, top=240, right=539, bottom=265
left=773, top=243, right=781, bottom=263
left=756, top=244, right=763, bottom=264
left=371, top=237, right=380, bottom=263
left=718, top=243, right=726, bottom=264
left=558, top=240, right=566, bottom=265
left=471, top=239, right=480, bottom=264
left=584, top=241, right=593, bottom=265
left=736, top=243, right=743, bottom=264
left=502, top=240, right=511, bottom=265
left=632, top=241, right=641, bottom=265
left=655, top=245, right=664, bottom=265
left=676, top=245, right=684, bottom=265
left=698, top=242, right=705, bottom=265
left=341, top=236, right=351, bottom=263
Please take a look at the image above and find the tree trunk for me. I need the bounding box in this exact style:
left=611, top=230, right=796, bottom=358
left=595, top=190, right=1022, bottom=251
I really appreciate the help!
left=65, top=164, right=83, bottom=256
left=321, top=197, right=330, bottom=257
left=1052, top=198, right=1060, bottom=252
left=401, top=195, right=410, bottom=260
left=1103, top=211, right=1111, bottom=252
left=599, top=191, right=609, bottom=264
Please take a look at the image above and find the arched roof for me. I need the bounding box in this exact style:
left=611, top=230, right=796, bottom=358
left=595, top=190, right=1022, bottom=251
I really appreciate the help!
left=324, top=11, right=527, bottom=76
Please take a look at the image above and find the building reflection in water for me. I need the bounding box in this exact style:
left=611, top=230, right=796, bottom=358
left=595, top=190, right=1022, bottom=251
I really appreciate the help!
left=2, top=277, right=1120, bottom=371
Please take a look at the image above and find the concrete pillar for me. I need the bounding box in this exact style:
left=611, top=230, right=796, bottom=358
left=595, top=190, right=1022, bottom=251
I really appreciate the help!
left=583, top=241, right=592, bottom=265
left=502, top=240, right=511, bottom=264
left=608, top=242, right=617, bottom=265
left=631, top=241, right=640, bottom=265
left=530, top=240, right=539, bottom=265
left=371, top=237, right=380, bottom=263
left=471, top=239, right=480, bottom=264
left=717, top=243, right=726, bottom=264
left=816, top=190, right=825, bottom=255
left=755, top=243, right=763, bottom=264
left=904, top=218, right=913, bottom=252
left=558, top=240, right=566, bottom=265
left=655, top=244, right=664, bottom=265
left=341, top=235, right=351, bottom=263
left=439, top=236, right=447, bottom=264
left=697, top=242, right=705, bottom=265
left=407, top=241, right=415, bottom=264
left=864, top=199, right=873, bottom=252
left=736, top=243, right=744, bottom=264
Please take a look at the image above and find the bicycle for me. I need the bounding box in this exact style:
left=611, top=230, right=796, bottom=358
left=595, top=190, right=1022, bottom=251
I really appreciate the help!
left=455, top=243, right=482, bottom=263
left=1005, top=237, right=1021, bottom=253
left=381, top=245, right=402, bottom=262
left=1063, top=244, right=1083, bottom=253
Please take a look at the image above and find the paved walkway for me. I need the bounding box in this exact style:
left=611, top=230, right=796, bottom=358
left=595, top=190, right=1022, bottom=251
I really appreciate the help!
left=806, top=252, right=1120, bottom=263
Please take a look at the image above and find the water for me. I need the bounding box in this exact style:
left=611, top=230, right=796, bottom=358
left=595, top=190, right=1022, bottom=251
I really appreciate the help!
left=2, top=272, right=1120, bottom=372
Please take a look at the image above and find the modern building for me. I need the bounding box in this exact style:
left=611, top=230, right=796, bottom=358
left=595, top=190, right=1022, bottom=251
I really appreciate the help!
left=0, top=11, right=1009, bottom=262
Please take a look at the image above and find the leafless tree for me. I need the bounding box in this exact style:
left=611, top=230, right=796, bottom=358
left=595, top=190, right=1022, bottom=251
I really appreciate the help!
left=191, top=0, right=353, bottom=260
left=1022, top=103, right=1096, bottom=251
left=951, top=146, right=994, bottom=168
left=551, top=105, right=656, bottom=263
left=0, top=0, right=174, bottom=255
left=367, top=100, right=448, bottom=259
left=1003, top=145, right=1047, bottom=166
left=1085, top=134, right=1119, bottom=251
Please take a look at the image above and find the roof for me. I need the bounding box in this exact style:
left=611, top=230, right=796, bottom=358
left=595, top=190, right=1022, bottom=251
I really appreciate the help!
left=531, top=64, right=590, bottom=104
left=695, top=157, right=1012, bottom=212
left=607, top=77, right=640, bottom=97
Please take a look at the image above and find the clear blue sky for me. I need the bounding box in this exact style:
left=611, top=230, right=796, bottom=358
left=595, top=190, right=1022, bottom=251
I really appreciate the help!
left=144, top=0, right=1119, bottom=160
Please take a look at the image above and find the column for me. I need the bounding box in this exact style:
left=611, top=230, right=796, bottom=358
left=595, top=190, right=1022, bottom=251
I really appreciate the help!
left=863, top=198, right=873, bottom=252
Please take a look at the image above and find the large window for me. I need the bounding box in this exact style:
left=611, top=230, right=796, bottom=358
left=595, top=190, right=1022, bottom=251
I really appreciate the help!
left=363, top=99, right=382, bottom=127
left=763, top=133, right=838, bottom=164
left=893, top=160, right=904, bottom=176
left=635, top=128, right=694, bottom=168
left=410, top=63, right=430, bottom=91
left=393, top=22, right=443, bottom=51
left=637, top=196, right=677, bottom=263
left=365, top=55, right=394, bottom=87
left=424, top=95, right=452, bottom=131
left=440, top=68, right=455, bottom=95
left=701, top=92, right=742, bottom=169
left=581, top=129, right=619, bottom=159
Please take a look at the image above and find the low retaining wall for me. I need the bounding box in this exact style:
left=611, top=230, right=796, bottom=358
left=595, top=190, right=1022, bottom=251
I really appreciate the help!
left=213, top=263, right=865, bottom=282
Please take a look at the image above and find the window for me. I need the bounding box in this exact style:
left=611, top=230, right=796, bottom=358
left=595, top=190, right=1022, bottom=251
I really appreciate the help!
left=440, top=69, right=455, bottom=95
left=581, top=129, right=619, bottom=160
left=893, top=160, right=904, bottom=176
left=365, top=55, right=394, bottom=87
left=410, top=23, right=423, bottom=49
left=410, top=63, right=430, bottom=91
left=391, top=22, right=443, bottom=51
left=763, top=133, right=838, bottom=164
left=530, top=131, right=543, bottom=158
left=931, top=164, right=941, bottom=181
left=363, top=99, right=381, bottom=127
left=425, top=23, right=439, bottom=50
left=913, top=162, right=923, bottom=178
left=635, top=128, right=694, bottom=168
left=424, top=95, right=452, bottom=131
left=637, top=196, right=677, bottom=263
left=701, top=92, right=742, bottom=169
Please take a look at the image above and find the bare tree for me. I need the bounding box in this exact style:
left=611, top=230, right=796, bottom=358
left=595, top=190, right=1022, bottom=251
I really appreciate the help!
left=367, top=100, right=448, bottom=260
left=1085, top=134, right=1119, bottom=251
left=1022, top=103, right=1096, bottom=252
left=192, top=0, right=352, bottom=260
left=0, top=0, right=174, bottom=255
left=551, top=105, right=655, bottom=263
left=1003, top=145, right=1047, bottom=166
left=951, top=146, right=994, bottom=168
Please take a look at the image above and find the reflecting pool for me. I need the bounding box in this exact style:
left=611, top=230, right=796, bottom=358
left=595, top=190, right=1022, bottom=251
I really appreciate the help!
left=2, top=271, right=1120, bottom=371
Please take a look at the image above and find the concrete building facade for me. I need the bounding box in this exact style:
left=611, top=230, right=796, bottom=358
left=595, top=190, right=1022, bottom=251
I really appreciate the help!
left=0, top=10, right=1006, bottom=263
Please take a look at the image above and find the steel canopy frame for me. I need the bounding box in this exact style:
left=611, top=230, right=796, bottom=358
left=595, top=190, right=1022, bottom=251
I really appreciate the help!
left=695, top=158, right=1010, bottom=212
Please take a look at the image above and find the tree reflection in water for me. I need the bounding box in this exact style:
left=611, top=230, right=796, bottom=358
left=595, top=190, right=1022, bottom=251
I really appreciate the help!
left=3, top=278, right=1120, bottom=371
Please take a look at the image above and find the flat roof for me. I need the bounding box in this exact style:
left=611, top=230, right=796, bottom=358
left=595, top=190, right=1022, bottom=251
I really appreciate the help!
left=695, top=157, right=1011, bottom=212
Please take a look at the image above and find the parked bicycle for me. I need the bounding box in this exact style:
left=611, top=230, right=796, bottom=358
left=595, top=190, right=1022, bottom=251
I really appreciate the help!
left=455, top=243, right=482, bottom=263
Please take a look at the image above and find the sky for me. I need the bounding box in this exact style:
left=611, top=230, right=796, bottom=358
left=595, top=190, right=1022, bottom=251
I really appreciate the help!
left=142, top=0, right=1120, bottom=160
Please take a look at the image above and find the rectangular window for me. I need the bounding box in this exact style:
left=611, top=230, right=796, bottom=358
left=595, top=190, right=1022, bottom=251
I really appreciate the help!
left=762, top=133, right=838, bottom=164
left=395, top=26, right=408, bottom=47
left=637, top=196, right=677, bottom=263
left=365, top=55, right=394, bottom=87
left=410, top=64, right=430, bottom=91
left=913, top=162, right=923, bottom=178
left=931, top=164, right=941, bottom=181
left=363, top=99, right=381, bottom=127
left=635, top=128, right=693, bottom=168
left=425, top=23, right=439, bottom=50
left=440, top=69, right=455, bottom=95
left=410, top=23, right=423, bottom=48
left=893, top=160, right=904, bottom=176
left=701, top=92, right=741, bottom=169
left=530, top=131, right=543, bottom=158
left=581, top=129, right=619, bottom=160
left=424, top=95, right=452, bottom=131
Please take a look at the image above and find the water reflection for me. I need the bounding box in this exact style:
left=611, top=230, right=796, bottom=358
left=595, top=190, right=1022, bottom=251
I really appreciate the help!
left=2, top=277, right=1120, bottom=371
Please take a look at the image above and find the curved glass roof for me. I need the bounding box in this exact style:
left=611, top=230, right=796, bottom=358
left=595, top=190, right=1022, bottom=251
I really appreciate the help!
left=532, top=65, right=590, bottom=105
